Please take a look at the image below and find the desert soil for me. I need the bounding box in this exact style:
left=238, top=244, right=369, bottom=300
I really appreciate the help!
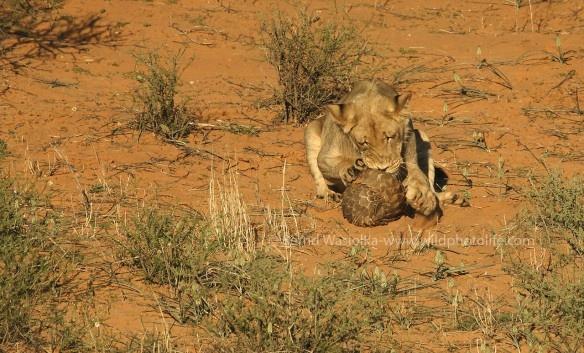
left=1, top=0, right=583, bottom=352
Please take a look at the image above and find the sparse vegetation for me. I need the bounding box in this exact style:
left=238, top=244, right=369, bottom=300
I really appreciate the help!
left=213, top=259, right=395, bottom=352
left=121, top=223, right=399, bottom=351
left=0, top=139, right=7, bottom=158
left=262, top=10, right=372, bottom=123
left=208, top=168, right=260, bottom=254
left=547, top=35, right=575, bottom=65
left=79, top=326, right=184, bottom=353
left=121, top=209, right=214, bottom=285
left=133, top=51, right=198, bottom=140
left=119, top=330, right=181, bottom=353
left=505, top=173, right=584, bottom=352
left=525, top=172, right=584, bottom=252
left=0, top=175, right=80, bottom=350
left=119, top=208, right=215, bottom=324
left=3, top=1, right=584, bottom=352
left=116, top=176, right=404, bottom=352
left=505, top=0, right=523, bottom=9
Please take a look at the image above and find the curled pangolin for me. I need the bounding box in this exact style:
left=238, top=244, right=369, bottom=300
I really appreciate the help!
left=341, top=168, right=407, bottom=227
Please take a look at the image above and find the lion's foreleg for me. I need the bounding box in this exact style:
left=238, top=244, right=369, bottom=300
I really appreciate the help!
left=317, top=152, right=364, bottom=192
left=305, top=119, right=330, bottom=198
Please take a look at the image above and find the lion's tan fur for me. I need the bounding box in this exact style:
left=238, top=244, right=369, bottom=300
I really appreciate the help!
left=305, top=80, right=460, bottom=216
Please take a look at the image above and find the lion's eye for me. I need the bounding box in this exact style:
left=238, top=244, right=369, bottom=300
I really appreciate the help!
left=358, top=140, right=368, bottom=148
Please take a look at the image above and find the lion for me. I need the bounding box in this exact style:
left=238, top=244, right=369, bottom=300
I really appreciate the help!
left=304, top=80, right=459, bottom=217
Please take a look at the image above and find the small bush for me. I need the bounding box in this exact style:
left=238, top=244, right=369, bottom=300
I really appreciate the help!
left=262, top=10, right=372, bottom=124
left=526, top=172, right=584, bottom=253
left=133, top=51, right=198, bottom=140
left=0, top=176, right=79, bottom=349
left=120, top=209, right=216, bottom=324
left=122, top=209, right=214, bottom=285
left=505, top=173, right=584, bottom=352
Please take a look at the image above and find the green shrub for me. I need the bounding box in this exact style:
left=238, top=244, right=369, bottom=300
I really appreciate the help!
left=0, top=176, right=79, bottom=349
left=122, top=209, right=215, bottom=285
left=120, top=209, right=215, bottom=323
left=133, top=51, right=198, bottom=140
left=526, top=172, right=584, bottom=253
left=509, top=264, right=584, bottom=352
left=262, top=10, right=371, bottom=124
left=505, top=173, right=584, bottom=352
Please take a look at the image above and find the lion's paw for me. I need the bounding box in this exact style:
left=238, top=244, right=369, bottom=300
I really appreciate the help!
left=405, top=179, right=438, bottom=216
left=340, top=159, right=366, bottom=185
left=316, top=184, right=342, bottom=202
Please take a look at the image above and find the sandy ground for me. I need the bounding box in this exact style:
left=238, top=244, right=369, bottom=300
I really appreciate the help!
left=1, top=0, right=583, bottom=351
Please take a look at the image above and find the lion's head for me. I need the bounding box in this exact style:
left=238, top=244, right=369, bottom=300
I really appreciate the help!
left=326, top=81, right=411, bottom=173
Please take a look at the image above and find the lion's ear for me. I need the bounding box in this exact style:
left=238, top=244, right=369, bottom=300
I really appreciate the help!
left=389, top=93, right=412, bottom=114
left=326, top=103, right=356, bottom=133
